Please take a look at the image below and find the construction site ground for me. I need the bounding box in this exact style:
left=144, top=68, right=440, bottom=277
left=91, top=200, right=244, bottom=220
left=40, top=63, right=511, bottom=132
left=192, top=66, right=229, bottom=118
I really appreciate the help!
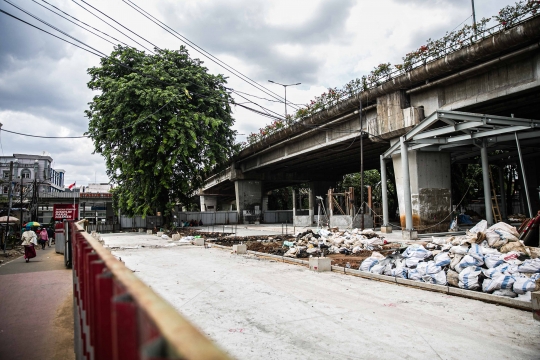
left=102, top=232, right=540, bottom=360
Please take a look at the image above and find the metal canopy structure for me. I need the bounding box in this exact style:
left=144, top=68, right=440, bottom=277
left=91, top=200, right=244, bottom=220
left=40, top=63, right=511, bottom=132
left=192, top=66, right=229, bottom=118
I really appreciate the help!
left=380, top=110, right=540, bottom=233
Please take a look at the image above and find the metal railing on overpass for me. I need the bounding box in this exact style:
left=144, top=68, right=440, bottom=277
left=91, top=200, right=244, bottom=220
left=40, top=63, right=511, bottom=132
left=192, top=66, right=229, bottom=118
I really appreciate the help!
left=69, top=220, right=231, bottom=360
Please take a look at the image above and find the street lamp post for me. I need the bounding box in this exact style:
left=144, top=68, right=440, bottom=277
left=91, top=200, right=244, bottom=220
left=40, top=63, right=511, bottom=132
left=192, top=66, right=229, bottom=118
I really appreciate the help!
left=268, top=80, right=301, bottom=118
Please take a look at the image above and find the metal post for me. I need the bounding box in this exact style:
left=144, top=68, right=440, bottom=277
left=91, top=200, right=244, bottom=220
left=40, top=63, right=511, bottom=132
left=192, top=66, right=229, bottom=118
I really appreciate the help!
left=515, top=133, right=533, bottom=217
left=19, top=175, right=23, bottom=226
left=284, top=86, right=287, bottom=118
left=480, top=140, right=494, bottom=225
left=359, top=100, right=364, bottom=230
left=498, top=165, right=507, bottom=220
left=471, top=0, right=477, bottom=39
left=380, top=155, right=389, bottom=226
left=400, top=137, right=413, bottom=230
left=3, top=161, right=14, bottom=254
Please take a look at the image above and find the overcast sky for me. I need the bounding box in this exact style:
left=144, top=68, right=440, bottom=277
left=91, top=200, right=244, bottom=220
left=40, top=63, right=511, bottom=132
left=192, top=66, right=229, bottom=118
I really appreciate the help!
left=0, top=0, right=516, bottom=186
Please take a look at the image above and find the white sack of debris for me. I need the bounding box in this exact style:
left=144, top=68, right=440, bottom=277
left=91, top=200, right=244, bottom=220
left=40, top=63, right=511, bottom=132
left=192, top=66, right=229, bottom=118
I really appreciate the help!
left=359, top=221, right=540, bottom=302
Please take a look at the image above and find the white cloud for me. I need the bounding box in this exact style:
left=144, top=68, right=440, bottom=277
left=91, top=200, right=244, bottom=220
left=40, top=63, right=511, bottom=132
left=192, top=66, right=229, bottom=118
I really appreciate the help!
left=0, top=0, right=518, bottom=183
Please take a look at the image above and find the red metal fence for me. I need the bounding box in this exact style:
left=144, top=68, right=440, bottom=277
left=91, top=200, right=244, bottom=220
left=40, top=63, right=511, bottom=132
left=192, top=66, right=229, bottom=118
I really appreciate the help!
left=69, top=220, right=231, bottom=360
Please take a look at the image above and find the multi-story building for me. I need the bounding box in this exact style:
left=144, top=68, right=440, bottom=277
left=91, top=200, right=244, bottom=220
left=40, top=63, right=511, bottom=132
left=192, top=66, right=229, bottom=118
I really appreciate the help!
left=0, top=152, right=65, bottom=194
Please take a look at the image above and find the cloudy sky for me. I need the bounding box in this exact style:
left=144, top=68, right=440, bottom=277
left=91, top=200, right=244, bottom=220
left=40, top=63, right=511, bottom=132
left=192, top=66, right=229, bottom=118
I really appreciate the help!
left=0, top=0, right=516, bottom=186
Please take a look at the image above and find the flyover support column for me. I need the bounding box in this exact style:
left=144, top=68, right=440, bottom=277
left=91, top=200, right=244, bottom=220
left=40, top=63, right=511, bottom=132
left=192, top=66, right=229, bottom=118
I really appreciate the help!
left=480, top=140, right=494, bottom=225
left=234, top=180, right=263, bottom=224
left=400, top=137, right=417, bottom=239
left=199, top=195, right=217, bottom=212
left=380, top=155, right=392, bottom=233
left=392, top=141, right=451, bottom=235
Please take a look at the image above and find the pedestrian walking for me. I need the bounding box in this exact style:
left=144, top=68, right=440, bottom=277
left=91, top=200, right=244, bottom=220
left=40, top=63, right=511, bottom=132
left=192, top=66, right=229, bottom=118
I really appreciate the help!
left=21, top=229, right=37, bottom=262
left=38, top=228, right=48, bottom=249
left=46, top=227, right=54, bottom=245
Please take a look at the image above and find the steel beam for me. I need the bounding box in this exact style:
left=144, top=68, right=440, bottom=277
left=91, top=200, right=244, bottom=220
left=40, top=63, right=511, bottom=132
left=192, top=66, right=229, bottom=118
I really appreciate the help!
left=515, top=133, right=533, bottom=217
left=480, top=140, right=494, bottom=225
left=380, top=155, right=389, bottom=227
left=498, top=165, right=507, bottom=220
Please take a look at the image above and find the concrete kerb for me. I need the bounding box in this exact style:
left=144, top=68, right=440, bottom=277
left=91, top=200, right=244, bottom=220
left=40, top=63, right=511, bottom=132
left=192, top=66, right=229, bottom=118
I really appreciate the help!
left=209, top=244, right=533, bottom=311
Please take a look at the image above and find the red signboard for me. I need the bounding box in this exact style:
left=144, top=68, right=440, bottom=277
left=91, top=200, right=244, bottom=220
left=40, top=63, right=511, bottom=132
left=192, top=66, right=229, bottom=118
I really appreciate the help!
left=53, top=204, right=79, bottom=220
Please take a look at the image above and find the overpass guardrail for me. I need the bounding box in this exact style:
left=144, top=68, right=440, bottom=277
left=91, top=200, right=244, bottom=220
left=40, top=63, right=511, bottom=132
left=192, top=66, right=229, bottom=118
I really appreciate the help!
left=69, top=220, right=231, bottom=360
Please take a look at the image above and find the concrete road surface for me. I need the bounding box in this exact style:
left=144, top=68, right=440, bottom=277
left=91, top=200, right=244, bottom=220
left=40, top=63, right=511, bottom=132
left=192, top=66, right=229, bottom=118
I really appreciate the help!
left=104, top=233, right=540, bottom=360
left=0, top=246, right=74, bottom=360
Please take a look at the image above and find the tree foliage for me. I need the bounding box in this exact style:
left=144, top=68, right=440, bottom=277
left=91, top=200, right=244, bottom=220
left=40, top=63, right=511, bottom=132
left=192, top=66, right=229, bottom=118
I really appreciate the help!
left=86, top=46, right=236, bottom=218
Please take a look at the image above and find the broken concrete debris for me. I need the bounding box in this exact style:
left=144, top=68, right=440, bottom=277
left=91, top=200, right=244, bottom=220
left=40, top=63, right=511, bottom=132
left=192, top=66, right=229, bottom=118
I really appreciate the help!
left=359, top=220, right=540, bottom=301
left=281, top=228, right=387, bottom=258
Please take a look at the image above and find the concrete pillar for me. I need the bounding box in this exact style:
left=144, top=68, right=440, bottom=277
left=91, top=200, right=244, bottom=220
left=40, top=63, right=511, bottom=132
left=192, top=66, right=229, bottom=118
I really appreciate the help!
left=199, top=195, right=217, bottom=212
left=234, top=180, right=262, bottom=223
left=262, top=195, right=269, bottom=212
left=380, top=155, right=392, bottom=233
left=480, top=140, right=494, bottom=225
left=400, top=137, right=415, bottom=239
left=308, top=185, right=314, bottom=223
left=392, top=139, right=451, bottom=235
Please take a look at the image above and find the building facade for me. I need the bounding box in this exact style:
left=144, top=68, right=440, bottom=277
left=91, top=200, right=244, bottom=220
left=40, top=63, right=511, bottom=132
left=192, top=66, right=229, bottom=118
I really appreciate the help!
left=0, top=153, right=65, bottom=194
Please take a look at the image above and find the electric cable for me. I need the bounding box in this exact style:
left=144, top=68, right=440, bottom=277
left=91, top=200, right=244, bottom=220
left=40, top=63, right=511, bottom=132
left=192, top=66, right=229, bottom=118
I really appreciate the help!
left=4, top=1, right=107, bottom=56
left=78, top=0, right=159, bottom=50
left=32, top=0, right=118, bottom=46
left=38, top=0, right=132, bottom=47
left=0, top=9, right=103, bottom=57
left=2, top=4, right=300, bottom=128
left=0, top=128, right=87, bottom=138
left=231, top=90, right=304, bottom=106
left=121, top=0, right=298, bottom=110
left=71, top=0, right=155, bottom=53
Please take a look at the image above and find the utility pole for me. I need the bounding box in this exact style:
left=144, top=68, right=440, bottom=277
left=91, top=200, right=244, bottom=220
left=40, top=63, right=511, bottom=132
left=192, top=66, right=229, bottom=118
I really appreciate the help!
left=359, top=99, right=364, bottom=230
left=33, top=178, right=38, bottom=221
left=268, top=80, right=301, bottom=118
left=20, top=175, right=23, bottom=225
left=3, top=161, right=13, bottom=255
left=471, top=0, right=477, bottom=39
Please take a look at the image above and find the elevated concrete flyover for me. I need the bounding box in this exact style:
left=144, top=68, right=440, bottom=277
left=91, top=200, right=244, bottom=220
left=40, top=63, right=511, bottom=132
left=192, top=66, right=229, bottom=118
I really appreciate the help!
left=201, top=15, right=540, bottom=224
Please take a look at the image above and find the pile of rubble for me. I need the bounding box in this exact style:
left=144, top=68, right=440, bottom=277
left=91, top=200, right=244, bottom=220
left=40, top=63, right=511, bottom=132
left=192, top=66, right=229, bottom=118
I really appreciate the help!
left=283, top=228, right=387, bottom=258
left=360, top=221, right=540, bottom=301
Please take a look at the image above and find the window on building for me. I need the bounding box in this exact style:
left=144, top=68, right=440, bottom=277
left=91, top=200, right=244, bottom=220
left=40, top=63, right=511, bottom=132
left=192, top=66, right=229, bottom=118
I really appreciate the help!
left=3, top=171, right=10, bottom=179
left=2, top=186, right=8, bottom=194
left=21, top=170, right=31, bottom=179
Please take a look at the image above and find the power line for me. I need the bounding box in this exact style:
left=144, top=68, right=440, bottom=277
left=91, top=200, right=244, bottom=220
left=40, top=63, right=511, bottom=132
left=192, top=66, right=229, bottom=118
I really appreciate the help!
left=78, top=0, right=159, bottom=50
left=0, top=129, right=88, bottom=138
left=71, top=0, right=155, bottom=54
left=122, top=0, right=299, bottom=110
left=232, top=89, right=304, bottom=106
left=0, top=9, right=103, bottom=57
left=38, top=0, right=131, bottom=47
left=32, top=0, right=121, bottom=47
left=1, top=5, right=295, bottom=130
left=4, top=1, right=107, bottom=56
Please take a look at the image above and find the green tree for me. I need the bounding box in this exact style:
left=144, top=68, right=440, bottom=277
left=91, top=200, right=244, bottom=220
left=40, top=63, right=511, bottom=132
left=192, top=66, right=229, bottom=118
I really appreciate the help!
left=86, top=46, right=236, bottom=221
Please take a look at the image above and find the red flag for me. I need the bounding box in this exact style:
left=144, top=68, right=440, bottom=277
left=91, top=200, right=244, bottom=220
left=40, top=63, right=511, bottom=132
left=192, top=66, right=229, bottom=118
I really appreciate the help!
left=68, top=182, right=76, bottom=189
